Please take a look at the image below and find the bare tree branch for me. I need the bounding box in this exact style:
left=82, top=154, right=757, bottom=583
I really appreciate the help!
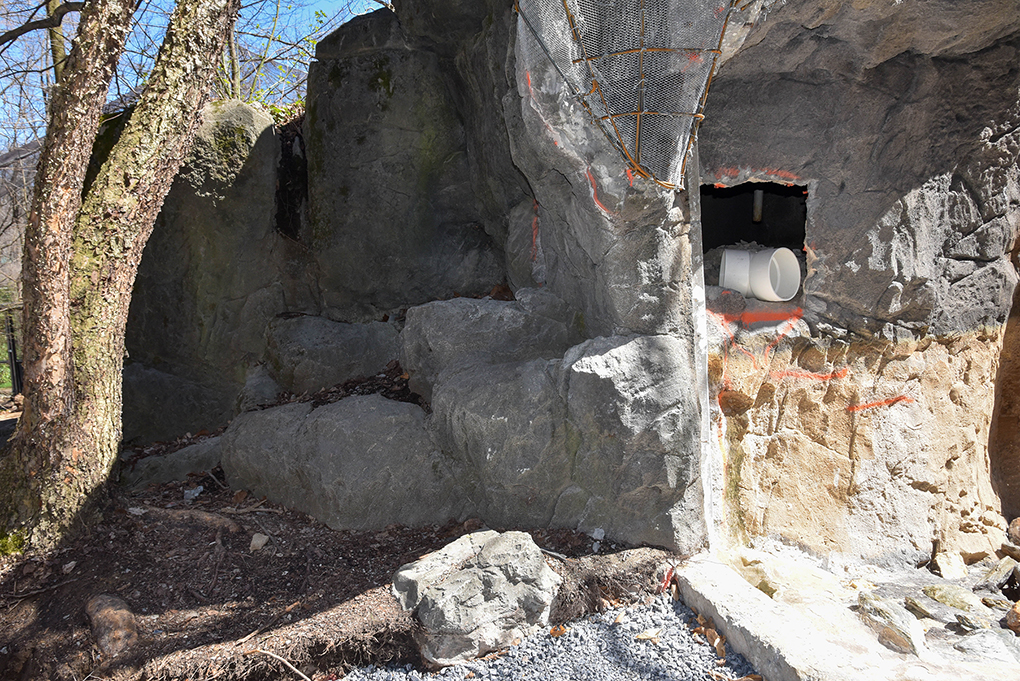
left=0, top=2, right=84, bottom=49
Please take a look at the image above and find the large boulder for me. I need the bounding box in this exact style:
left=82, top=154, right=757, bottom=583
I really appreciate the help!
left=265, top=315, right=399, bottom=394
left=124, top=100, right=292, bottom=443
left=392, top=530, right=561, bottom=666
left=219, top=395, right=473, bottom=530
left=429, top=333, right=706, bottom=552
left=400, top=289, right=577, bottom=400
left=304, top=9, right=505, bottom=322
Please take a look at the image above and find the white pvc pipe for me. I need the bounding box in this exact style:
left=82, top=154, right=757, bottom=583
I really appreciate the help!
left=719, top=247, right=801, bottom=302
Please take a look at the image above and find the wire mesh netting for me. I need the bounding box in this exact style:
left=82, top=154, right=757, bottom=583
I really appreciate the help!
left=516, top=0, right=737, bottom=190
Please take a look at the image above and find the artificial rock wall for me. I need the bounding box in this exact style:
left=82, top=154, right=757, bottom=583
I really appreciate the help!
left=699, top=0, right=1020, bottom=565
left=123, top=0, right=1020, bottom=566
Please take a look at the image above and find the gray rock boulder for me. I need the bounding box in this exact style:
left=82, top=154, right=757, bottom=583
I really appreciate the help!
left=392, top=530, right=561, bottom=666
left=304, top=9, right=504, bottom=322
left=122, top=363, right=236, bottom=445
left=220, top=394, right=473, bottom=530
left=266, top=315, right=399, bottom=394
left=400, top=289, right=576, bottom=401
left=124, top=100, right=293, bottom=443
left=120, top=437, right=222, bottom=490
left=430, top=333, right=706, bottom=553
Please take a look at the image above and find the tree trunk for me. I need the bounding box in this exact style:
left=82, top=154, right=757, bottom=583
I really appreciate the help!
left=0, top=0, right=240, bottom=551
left=46, top=0, right=68, bottom=83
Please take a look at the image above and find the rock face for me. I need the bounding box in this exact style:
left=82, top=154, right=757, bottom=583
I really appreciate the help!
left=391, top=530, right=561, bottom=666
left=304, top=9, right=505, bottom=322
left=697, top=0, right=1020, bottom=564
left=124, top=0, right=1020, bottom=571
left=219, top=395, right=471, bottom=530
left=401, top=294, right=706, bottom=552
left=265, top=316, right=399, bottom=394
left=124, top=100, right=290, bottom=443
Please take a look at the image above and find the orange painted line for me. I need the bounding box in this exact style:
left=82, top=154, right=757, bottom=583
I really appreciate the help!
left=708, top=310, right=758, bottom=371
left=586, top=167, right=616, bottom=216
left=525, top=70, right=535, bottom=98
left=771, top=366, right=849, bottom=382
left=711, top=166, right=802, bottom=182
left=762, top=318, right=799, bottom=364
left=626, top=168, right=634, bottom=186
left=719, top=308, right=803, bottom=327
left=846, top=395, right=914, bottom=413
left=531, top=200, right=539, bottom=262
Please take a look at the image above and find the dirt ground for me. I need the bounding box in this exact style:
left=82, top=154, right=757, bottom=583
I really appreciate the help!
left=0, top=466, right=674, bottom=681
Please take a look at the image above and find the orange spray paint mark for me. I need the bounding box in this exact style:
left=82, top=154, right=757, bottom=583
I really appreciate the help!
left=771, top=366, right=849, bottom=382
left=586, top=167, right=616, bottom=216
left=525, top=70, right=560, bottom=147
left=711, top=166, right=802, bottom=183
left=531, top=200, right=540, bottom=262
left=762, top=318, right=799, bottom=364
left=846, top=395, right=914, bottom=413
left=626, top=168, right=635, bottom=186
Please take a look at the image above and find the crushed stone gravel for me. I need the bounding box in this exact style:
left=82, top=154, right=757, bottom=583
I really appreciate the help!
left=345, top=593, right=758, bottom=681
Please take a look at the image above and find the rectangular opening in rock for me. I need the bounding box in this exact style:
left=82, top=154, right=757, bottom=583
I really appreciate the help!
left=700, top=181, right=807, bottom=253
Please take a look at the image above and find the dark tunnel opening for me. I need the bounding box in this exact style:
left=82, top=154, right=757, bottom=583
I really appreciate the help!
left=700, top=182, right=807, bottom=253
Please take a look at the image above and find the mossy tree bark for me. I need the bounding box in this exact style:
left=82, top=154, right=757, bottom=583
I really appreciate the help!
left=0, top=0, right=240, bottom=551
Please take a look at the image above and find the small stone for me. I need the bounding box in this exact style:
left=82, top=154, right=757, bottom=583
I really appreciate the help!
left=591, top=528, right=605, bottom=541
left=1008, top=517, right=1020, bottom=545
left=1001, top=542, right=1020, bottom=561
left=954, top=630, right=1020, bottom=664
left=932, top=551, right=968, bottom=580
left=922, top=584, right=986, bottom=612
left=903, top=596, right=939, bottom=621
left=1007, top=602, right=1020, bottom=634
left=973, top=556, right=1018, bottom=593
left=250, top=533, right=270, bottom=552
left=955, top=612, right=992, bottom=630
left=85, top=594, right=138, bottom=658
left=858, top=592, right=928, bottom=657
left=982, top=597, right=1013, bottom=610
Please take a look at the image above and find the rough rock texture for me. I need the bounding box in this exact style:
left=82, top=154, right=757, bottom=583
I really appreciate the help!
left=695, top=0, right=1020, bottom=565
left=219, top=395, right=472, bottom=530
left=392, top=530, right=561, bottom=666
left=427, top=327, right=706, bottom=553
left=701, top=1, right=1020, bottom=338
left=304, top=9, right=505, bottom=322
left=400, top=289, right=577, bottom=400
left=266, top=315, right=399, bottom=394
left=120, top=437, right=222, bottom=490
left=704, top=294, right=1007, bottom=565
left=857, top=592, right=928, bottom=657
left=124, top=100, right=292, bottom=443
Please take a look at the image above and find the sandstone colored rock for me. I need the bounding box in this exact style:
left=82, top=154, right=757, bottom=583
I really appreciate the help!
left=86, top=594, right=138, bottom=659
left=933, top=552, right=969, bottom=581
left=220, top=395, right=472, bottom=530
left=1007, top=601, right=1020, bottom=634
left=394, top=530, right=561, bottom=666
left=922, top=584, right=987, bottom=613
left=266, top=315, right=399, bottom=394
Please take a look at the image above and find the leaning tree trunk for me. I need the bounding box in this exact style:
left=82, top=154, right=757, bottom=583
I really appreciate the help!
left=0, top=0, right=240, bottom=551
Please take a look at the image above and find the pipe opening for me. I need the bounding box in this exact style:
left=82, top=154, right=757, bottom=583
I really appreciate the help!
left=699, top=182, right=807, bottom=253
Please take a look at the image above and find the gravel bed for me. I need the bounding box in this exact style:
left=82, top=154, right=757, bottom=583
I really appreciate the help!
left=344, top=594, right=758, bottom=681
